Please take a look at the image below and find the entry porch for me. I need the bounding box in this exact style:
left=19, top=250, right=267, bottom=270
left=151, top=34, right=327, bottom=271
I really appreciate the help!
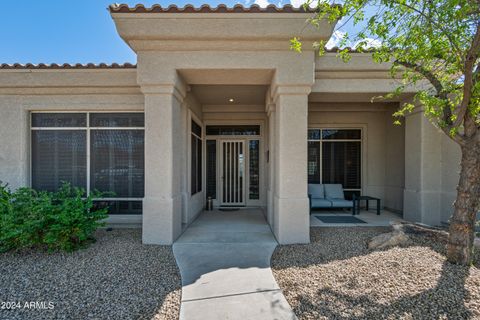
left=107, top=6, right=453, bottom=246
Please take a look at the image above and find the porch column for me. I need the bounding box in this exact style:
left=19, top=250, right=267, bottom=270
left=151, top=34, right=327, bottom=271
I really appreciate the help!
left=266, top=103, right=275, bottom=226
left=272, top=86, right=311, bottom=244
left=141, top=84, right=186, bottom=244
left=403, top=106, right=442, bottom=226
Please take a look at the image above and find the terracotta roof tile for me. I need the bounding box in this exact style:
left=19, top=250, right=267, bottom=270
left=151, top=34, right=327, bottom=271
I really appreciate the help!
left=109, top=4, right=318, bottom=13
left=0, top=63, right=137, bottom=70
left=325, top=46, right=379, bottom=53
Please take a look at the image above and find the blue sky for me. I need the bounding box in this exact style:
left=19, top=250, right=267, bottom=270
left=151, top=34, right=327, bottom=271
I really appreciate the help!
left=0, top=0, right=370, bottom=64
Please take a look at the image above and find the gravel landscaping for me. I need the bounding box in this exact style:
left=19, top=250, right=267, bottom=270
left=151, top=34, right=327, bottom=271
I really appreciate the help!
left=272, top=227, right=480, bottom=320
left=0, top=229, right=181, bottom=320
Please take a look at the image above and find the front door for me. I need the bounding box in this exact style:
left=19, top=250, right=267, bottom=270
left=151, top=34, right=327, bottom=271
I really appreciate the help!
left=220, top=140, right=245, bottom=206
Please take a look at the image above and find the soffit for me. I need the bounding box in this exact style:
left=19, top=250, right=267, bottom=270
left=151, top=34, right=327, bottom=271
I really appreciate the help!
left=191, top=85, right=268, bottom=105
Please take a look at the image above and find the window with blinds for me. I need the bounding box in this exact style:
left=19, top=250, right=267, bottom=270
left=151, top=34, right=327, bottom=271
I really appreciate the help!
left=32, top=130, right=87, bottom=192
left=307, top=129, right=361, bottom=199
left=191, top=119, right=203, bottom=195
left=31, top=112, right=145, bottom=215
left=249, top=140, right=260, bottom=200
left=206, top=140, right=217, bottom=199
left=90, top=130, right=144, bottom=198
left=206, top=125, right=260, bottom=136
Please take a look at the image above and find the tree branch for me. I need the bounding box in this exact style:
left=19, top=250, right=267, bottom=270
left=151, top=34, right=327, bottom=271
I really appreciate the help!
left=393, top=60, right=468, bottom=146
left=394, top=60, right=449, bottom=112
left=452, top=23, right=480, bottom=132
left=394, top=60, right=446, bottom=97
left=393, top=0, right=462, bottom=55
left=473, top=62, right=480, bottom=85
left=441, top=126, right=467, bottom=146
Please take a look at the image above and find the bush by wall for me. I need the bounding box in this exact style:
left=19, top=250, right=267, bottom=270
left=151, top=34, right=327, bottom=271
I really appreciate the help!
left=0, top=183, right=108, bottom=253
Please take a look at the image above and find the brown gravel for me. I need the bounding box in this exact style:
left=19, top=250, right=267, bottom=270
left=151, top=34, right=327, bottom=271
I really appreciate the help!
left=0, top=229, right=181, bottom=320
left=271, top=227, right=480, bottom=320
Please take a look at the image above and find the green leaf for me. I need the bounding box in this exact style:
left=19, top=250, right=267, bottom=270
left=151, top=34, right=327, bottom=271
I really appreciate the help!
left=290, top=37, right=302, bottom=53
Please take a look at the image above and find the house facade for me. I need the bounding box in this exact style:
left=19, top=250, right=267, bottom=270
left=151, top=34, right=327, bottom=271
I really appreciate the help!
left=0, top=4, right=461, bottom=244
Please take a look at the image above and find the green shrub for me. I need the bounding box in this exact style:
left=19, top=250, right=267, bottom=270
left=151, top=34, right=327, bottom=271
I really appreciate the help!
left=0, top=182, right=108, bottom=253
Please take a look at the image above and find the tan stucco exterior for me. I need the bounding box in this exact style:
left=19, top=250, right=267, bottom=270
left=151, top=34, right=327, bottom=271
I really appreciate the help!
left=0, top=6, right=461, bottom=244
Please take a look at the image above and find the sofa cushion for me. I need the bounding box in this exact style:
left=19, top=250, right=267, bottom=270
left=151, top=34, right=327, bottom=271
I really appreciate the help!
left=311, top=198, right=332, bottom=208
left=308, top=184, right=325, bottom=199
left=324, top=184, right=345, bottom=199
left=329, top=199, right=353, bottom=208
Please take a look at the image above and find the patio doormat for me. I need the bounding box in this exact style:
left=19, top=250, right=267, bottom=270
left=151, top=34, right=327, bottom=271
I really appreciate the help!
left=315, top=216, right=367, bottom=224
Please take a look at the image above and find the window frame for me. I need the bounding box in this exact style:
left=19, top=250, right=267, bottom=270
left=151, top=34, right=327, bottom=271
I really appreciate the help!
left=205, top=139, right=217, bottom=199
left=190, top=117, right=203, bottom=196
left=205, top=125, right=261, bottom=136
left=307, top=127, right=363, bottom=195
left=248, top=139, right=260, bottom=200
left=30, top=111, right=145, bottom=212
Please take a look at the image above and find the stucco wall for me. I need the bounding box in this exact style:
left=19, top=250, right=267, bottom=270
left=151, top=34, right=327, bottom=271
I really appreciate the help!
left=0, top=95, right=144, bottom=186
left=308, top=102, right=405, bottom=212
left=403, top=109, right=462, bottom=226
left=202, top=104, right=266, bottom=122
left=184, top=91, right=204, bottom=225
left=440, top=134, right=461, bottom=224
left=0, top=95, right=29, bottom=189
left=0, top=69, right=144, bottom=225
left=384, top=111, right=405, bottom=212
left=0, top=93, right=145, bottom=225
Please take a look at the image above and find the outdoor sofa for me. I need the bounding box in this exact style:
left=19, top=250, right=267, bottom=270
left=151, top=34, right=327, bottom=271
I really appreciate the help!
left=308, top=184, right=354, bottom=214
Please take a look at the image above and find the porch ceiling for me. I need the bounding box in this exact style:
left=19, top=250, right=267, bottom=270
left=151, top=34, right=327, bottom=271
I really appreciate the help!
left=191, top=85, right=268, bottom=105
left=179, top=69, right=273, bottom=85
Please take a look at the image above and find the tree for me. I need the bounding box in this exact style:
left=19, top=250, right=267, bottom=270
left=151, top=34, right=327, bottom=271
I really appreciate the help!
left=292, top=0, right=480, bottom=265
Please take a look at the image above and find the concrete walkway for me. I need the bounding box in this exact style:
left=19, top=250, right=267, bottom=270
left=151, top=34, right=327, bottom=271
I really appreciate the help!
left=173, top=209, right=297, bottom=320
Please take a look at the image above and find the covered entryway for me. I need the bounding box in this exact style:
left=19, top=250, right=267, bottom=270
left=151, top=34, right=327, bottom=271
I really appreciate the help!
left=110, top=6, right=325, bottom=245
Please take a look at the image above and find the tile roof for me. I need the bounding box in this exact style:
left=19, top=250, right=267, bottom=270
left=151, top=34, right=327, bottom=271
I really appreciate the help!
left=108, top=4, right=318, bottom=13
left=325, top=47, right=379, bottom=53
left=0, top=63, right=137, bottom=70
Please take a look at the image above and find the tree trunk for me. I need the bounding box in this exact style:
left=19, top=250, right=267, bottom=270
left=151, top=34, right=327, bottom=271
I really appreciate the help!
left=447, top=140, right=480, bottom=265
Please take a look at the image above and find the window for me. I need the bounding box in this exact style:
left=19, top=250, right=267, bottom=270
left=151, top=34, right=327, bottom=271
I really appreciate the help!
left=31, top=112, right=145, bottom=214
left=206, top=140, right=217, bottom=199
left=249, top=140, right=260, bottom=200
left=90, top=130, right=144, bottom=198
left=206, top=125, right=260, bottom=136
left=308, top=129, right=361, bottom=199
left=32, top=130, right=87, bottom=191
left=307, top=141, right=320, bottom=184
left=191, top=120, right=202, bottom=195
left=32, top=113, right=86, bottom=128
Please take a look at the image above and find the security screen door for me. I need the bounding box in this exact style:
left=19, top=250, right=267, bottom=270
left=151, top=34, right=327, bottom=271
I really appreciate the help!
left=220, top=140, right=245, bottom=206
